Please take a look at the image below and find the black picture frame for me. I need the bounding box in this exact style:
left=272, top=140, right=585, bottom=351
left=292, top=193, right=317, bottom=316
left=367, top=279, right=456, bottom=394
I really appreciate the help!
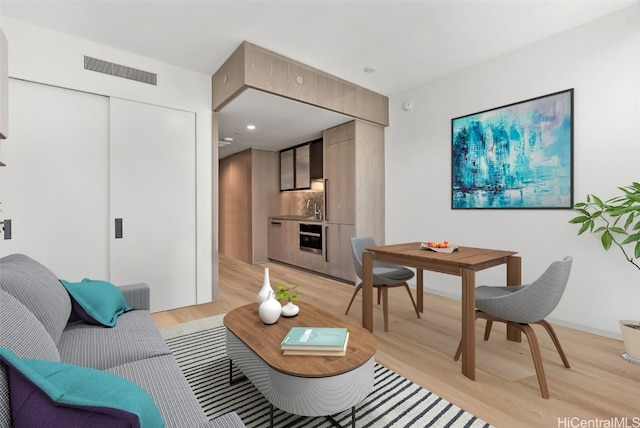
left=451, top=89, right=574, bottom=209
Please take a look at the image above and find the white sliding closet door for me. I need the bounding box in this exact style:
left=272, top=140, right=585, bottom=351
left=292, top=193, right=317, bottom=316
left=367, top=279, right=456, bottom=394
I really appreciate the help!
left=1, top=79, right=110, bottom=279
left=109, top=98, right=196, bottom=312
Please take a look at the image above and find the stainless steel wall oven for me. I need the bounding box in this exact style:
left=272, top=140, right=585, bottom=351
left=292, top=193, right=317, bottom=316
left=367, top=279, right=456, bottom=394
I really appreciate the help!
left=299, top=223, right=322, bottom=254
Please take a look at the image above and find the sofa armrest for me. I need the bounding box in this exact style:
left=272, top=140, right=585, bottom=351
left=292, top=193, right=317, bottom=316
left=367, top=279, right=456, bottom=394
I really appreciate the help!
left=118, top=283, right=150, bottom=310
left=199, top=412, right=246, bottom=428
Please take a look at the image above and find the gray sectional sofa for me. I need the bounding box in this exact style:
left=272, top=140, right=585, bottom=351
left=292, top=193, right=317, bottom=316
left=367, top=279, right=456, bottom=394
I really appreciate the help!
left=0, top=254, right=245, bottom=427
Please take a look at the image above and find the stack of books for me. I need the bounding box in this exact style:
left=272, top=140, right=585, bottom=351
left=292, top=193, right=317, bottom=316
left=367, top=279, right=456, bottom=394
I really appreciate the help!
left=280, top=327, right=349, bottom=356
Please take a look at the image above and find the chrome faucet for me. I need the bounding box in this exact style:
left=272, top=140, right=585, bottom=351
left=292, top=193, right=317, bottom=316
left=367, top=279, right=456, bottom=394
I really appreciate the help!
left=314, top=202, right=321, bottom=220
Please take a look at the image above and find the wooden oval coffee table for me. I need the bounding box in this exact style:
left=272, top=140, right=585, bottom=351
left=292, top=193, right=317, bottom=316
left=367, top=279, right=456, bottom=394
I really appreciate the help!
left=224, top=301, right=377, bottom=427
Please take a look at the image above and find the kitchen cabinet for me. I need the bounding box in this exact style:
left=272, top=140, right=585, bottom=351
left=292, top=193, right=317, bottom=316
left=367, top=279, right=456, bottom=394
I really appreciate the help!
left=324, top=135, right=355, bottom=225
left=280, top=148, right=294, bottom=190
left=310, top=139, right=323, bottom=180
left=323, top=120, right=385, bottom=282
left=324, top=223, right=355, bottom=280
left=267, top=121, right=384, bottom=283
left=268, top=218, right=298, bottom=264
left=295, top=143, right=310, bottom=189
left=268, top=217, right=325, bottom=272
left=280, top=139, right=323, bottom=191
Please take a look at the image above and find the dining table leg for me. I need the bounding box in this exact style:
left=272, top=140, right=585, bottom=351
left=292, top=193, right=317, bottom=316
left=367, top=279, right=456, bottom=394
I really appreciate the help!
left=506, top=256, right=522, bottom=342
left=461, top=267, right=476, bottom=380
left=362, top=251, right=374, bottom=332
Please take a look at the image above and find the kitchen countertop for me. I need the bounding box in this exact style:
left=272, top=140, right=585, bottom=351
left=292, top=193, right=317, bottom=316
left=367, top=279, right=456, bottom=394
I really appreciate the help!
left=270, top=215, right=322, bottom=223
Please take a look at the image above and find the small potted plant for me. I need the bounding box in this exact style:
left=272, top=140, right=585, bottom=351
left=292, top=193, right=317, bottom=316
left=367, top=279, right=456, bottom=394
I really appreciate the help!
left=569, top=182, right=640, bottom=362
left=276, top=284, right=299, bottom=317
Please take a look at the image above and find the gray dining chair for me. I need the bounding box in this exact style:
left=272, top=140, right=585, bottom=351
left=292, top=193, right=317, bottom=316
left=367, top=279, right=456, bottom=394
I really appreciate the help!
left=345, top=236, right=420, bottom=332
left=454, top=256, right=573, bottom=398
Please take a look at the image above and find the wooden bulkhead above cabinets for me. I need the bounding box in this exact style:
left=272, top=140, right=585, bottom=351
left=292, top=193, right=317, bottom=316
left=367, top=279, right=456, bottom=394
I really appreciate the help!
left=212, top=41, right=389, bottom=127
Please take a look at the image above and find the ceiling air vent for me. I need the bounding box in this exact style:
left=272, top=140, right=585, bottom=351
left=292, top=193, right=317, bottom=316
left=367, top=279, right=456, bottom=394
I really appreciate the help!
left=84, top=56, right=157, bottom=86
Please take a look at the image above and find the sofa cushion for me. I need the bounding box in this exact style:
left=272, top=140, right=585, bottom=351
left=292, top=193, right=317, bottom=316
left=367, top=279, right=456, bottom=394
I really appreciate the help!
left=107, top=354, right=208, bottom=428
left=0, top=348, right=164, bottom=428
left=59, top=279, right=133, bottom=327
left=0, top=254, right=71, bottom=345
left=58, top=310, right=171, bottom=370
left=1, top=289, right=61, bottom=428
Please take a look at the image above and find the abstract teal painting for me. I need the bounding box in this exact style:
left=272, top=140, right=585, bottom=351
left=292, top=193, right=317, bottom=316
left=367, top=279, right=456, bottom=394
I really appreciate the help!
left=452, top=89, right=573, bottom=209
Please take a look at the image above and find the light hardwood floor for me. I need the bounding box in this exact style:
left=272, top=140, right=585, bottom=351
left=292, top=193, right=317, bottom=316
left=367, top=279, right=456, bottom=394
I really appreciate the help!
left=152, top=255, right=640, bottom=428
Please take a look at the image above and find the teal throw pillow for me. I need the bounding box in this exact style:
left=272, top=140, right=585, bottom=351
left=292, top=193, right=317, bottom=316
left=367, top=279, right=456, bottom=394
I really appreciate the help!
left=0, top=347, right=164, bottom=428
left=59, top=278, right=133, bottom=327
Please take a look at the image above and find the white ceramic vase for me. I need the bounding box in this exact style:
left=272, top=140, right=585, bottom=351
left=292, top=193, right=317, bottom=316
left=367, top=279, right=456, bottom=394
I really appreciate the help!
left=281, top=301, right=300, bottom=317
left=257, top=267, right=274, bottom=305
left=259, top=292, right=281, bottom=325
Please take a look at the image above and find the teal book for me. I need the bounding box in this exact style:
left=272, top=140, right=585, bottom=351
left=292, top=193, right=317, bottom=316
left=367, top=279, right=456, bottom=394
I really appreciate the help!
left=280, top=327, right=348, bottom=351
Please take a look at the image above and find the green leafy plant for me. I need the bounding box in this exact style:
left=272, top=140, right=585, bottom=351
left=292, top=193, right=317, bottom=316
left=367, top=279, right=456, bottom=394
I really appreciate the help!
left=569, top=182, right=640, bottom=272
left=276, top=284, right=299, bottom=303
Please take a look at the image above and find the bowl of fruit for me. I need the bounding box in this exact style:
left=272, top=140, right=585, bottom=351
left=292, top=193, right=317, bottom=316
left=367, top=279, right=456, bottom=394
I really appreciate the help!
left=420, top=241, right=458, bottom=253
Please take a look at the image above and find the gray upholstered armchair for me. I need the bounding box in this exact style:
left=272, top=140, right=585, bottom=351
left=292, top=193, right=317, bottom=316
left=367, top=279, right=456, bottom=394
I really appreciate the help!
left=455, top=256, right=573, bottom=398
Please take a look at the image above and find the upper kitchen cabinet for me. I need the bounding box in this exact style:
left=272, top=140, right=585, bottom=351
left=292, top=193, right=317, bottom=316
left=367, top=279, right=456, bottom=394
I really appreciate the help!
left=280, top=139, right=323, bottom=191
left=294, top=143, right=309, bottom=189
left=0, top=28, right=8, bottom=139
left=280, top=148, right=294, bottom=191
left=309, top=139, right=323, bottom=180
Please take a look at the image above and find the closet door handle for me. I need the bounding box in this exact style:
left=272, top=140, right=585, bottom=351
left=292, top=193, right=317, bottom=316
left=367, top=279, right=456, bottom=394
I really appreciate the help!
left=115, top=218, right=123, bottom=239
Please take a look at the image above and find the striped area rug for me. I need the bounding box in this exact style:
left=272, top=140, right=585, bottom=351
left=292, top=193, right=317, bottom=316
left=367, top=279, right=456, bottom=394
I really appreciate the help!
left=162, top=316, right=492, bottom=428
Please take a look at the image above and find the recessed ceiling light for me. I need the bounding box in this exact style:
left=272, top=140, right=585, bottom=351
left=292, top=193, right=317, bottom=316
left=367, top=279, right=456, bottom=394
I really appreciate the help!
left=364, top=66, right=377, bottom=73
left=247, top=124, right=256, bottom=130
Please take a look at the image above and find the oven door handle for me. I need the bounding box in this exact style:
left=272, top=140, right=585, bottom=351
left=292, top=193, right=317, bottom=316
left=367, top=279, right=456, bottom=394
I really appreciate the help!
left=299, top=231, right=321, bottom=237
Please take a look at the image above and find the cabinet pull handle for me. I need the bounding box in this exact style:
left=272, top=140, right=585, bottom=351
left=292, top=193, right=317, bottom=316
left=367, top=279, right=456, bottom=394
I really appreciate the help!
left=324, top=179, right=329, bottom=221
left=271, top=221, right=282, bottom=226
left=325, top=226, right=329, bottom=262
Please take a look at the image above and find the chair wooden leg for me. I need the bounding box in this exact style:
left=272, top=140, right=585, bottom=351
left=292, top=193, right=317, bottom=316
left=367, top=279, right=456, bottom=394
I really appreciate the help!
left=454, top=311, right=481, bottom=361
left=484, top=320, right=493, bottom=341
left=377, top=287, right=382, bottom=305
left=345, top=283, right=363, bottom=315
left=382, top=287, right=389, bottom=332
left=518, top=323, right=550, bottom=399
left=454, top=339, right=463, bottom=361
left=536, top=319, right=571, bottom=368
left=402, top=283, right=421, bottom=319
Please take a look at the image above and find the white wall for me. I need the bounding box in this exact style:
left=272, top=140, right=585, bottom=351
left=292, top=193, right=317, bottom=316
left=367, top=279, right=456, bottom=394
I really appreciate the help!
left=0, top=17, right=217, bottom=304
left=386, top=5, right=640, bottom=339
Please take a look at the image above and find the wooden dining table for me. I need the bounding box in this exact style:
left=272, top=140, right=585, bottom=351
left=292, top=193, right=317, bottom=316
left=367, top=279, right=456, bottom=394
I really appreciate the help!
left=361, top=242, right=521, bottom=380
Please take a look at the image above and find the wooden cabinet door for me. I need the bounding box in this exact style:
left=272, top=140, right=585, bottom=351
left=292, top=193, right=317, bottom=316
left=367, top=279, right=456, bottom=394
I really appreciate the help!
left=324, top=139, right=355, bottom=224
left=280, top=149, right=294, bottom=191
left=324, top=223, right=356, bottom=281
left=268, top=219, right=297, bottom=264
left=295, top=144, right=310, bottom=189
